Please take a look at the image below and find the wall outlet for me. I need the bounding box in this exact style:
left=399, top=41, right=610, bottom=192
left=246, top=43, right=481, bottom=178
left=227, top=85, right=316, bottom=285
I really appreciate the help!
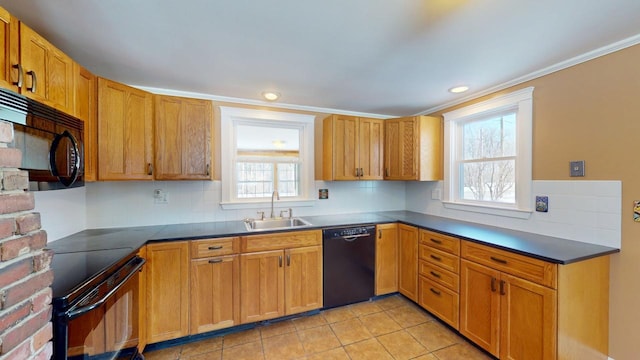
left=154, top=189, right=168, bottom=204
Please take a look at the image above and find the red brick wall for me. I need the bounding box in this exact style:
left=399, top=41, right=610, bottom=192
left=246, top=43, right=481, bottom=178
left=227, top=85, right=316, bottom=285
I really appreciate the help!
left=0, top=121, right=53, bottom=359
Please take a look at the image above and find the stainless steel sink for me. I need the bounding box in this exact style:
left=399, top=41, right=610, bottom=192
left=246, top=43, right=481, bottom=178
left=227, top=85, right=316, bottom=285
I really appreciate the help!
left=244, top=217, right=312, bottom=232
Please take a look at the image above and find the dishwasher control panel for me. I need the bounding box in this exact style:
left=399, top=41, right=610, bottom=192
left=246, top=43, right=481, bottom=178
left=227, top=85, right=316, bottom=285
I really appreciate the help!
left=323, top=225, right=375, bottom=239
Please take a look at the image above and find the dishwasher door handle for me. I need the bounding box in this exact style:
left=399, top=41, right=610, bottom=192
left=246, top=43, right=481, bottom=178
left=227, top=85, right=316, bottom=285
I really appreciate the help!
left=340, top=233, right=372, bottom=241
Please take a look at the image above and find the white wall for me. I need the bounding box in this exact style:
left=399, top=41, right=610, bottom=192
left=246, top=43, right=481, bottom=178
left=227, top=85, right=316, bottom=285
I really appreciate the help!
left=84, top=180, right=406, bottom=229
left=34, top=187, right=87, bottom=242
left=406, top=180, right=621, bottom=248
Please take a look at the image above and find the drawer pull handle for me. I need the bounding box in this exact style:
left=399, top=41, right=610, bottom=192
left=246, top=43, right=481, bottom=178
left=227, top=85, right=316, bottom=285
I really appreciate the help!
left=208, top=259, right=223, bottom=264
left=208, top=245, right=223, bottom=250
left=491, top=277, right=497, bottom=292
left=430, top=238, right=442, bottom=244
left=430, top=271, right=441, bottom=278
left=490, top=256, right=508, bottom=264
left=430, top=254, right=441, bottom=261
left=430, top=288, right=441, bottom=296
left=500, top=280, right=506, bottom=295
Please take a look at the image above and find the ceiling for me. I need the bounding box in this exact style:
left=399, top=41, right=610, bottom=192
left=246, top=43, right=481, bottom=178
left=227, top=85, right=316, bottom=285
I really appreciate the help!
left=3, top=0, right=640, bottom=117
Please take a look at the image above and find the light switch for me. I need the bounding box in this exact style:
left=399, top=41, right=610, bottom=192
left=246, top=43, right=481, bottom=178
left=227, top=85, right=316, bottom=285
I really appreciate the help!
left=570, top=160, right=585, bottom=177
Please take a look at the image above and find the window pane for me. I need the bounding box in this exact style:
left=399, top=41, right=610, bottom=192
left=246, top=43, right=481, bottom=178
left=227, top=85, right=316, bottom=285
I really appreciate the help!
left=237, top=162, right=274, bottom=198
left=460, top=159, right=515, bottom=203
left=277, top=163, right=299, bottom=197
left=237, top=125, right=300, bottom=151
left=463, top=113, right=516, bottom=160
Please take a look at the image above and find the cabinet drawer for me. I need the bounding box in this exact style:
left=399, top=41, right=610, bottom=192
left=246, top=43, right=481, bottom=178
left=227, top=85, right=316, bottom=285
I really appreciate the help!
left=418, top=276, right=459, bottom=329
left=461, top=241, right=557, bottom=289
left=420, top=230, right=460, bottom=255
left=241, top=230, right=322, bottom=252
left=191, top=237, right=239, bottom=258
left=419, top=260, right=459, bottom=292
left=419, top=245, right=459, bottom=274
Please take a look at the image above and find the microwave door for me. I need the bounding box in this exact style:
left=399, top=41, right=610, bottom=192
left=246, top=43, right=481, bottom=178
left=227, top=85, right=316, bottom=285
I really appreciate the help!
left=50, top=130, right=81, bottom=187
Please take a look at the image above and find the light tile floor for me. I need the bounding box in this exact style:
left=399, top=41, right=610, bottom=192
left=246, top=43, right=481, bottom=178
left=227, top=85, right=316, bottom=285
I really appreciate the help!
left=143, top=294, right=495, bottom=360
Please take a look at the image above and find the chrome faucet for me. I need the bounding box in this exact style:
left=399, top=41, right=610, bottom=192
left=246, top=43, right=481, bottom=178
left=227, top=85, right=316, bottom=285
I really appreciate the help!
left=270, top=190, right=280, bottom=218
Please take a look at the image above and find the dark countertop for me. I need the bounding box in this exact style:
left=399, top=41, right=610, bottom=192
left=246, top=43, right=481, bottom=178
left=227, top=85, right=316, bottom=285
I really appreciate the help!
left=47, top=211, right=620, bottom=266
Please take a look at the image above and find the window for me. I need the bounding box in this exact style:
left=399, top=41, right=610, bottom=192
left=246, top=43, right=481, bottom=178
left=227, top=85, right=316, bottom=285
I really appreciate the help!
left=220, top=107, right=315, bottom=208
left=443, top=87, right=533, bottom=218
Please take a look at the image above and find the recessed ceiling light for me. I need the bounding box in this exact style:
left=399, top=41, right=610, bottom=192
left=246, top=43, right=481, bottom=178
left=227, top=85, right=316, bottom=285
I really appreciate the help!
left=262, top=91, right=280, bottom=101
left=449, top=86, right=469, bottom=94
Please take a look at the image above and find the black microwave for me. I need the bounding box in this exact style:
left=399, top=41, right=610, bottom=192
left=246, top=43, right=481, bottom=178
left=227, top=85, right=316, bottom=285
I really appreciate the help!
left=0, top=88, right=84, bottom=191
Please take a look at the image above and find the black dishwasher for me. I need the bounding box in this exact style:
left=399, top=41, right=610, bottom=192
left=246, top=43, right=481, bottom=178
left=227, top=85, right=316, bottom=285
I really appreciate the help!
left=322, top=225, right=375, bottom=308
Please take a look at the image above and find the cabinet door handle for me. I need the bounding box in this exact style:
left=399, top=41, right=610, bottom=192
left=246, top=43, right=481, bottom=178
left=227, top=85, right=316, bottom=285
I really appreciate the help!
left=499, top=280, right=506, bottom=295
left=385, top=168, right=389, bottom=177
left=490, top=256, right=508, bottom=265
left=206, top=163, right=210, bottom=176
left=207, top=245, right=223, bottom=250
left=148, top=163, right=153, bottom=175
left=430, top=288, right=441, bottom=296
left=430, top=254, right=441, bottom=261
left=430, top=238, right=442, bottom=244
left=429, top=271, right=441, bottom=278
left=278, top=255, right=283, bottom=267
left=26, top=70, right=37, bottom=93
left=12, top=64, right=23, bottom=88
left=286, top=254, right=291, bottom=266
left=208, top=259, right=223, bottom=264
left=491, top=277, right=497, bottom=292
left=359, top=168, right=363, bottom=177
left=378, top=229, right=382, bottom=239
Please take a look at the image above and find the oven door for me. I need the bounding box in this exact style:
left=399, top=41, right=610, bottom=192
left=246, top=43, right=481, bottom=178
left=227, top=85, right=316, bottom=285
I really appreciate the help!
left=54, top=256, right=145, bottom=360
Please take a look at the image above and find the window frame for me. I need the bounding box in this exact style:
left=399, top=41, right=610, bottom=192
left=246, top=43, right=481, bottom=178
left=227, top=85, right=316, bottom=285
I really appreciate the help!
left=442, top=87, right=534, bottom=218
left=219, top=107, right=316, bottom=210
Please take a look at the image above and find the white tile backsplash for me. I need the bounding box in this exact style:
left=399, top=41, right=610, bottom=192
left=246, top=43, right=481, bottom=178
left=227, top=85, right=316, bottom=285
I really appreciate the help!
left=406, top=180, right=622, bottom=248
left=38, top=178, right=621, bottom=249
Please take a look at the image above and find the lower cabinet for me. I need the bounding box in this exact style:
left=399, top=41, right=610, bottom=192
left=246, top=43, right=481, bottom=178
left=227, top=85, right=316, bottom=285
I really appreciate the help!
left=239, top=244, right=323, bottom=323
left=145, top=241, right=190, bottom=344
left=398, top=224, right=418, bottom=301
left=375, top=223, right=398, bottom=295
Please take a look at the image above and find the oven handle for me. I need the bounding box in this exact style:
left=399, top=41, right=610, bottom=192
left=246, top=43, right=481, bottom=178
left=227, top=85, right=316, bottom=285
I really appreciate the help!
left=339, top=233, right=372, bottom=241
left=49, top=130, right=81, bottom=187
left=65, top=257, right=146, bottom=320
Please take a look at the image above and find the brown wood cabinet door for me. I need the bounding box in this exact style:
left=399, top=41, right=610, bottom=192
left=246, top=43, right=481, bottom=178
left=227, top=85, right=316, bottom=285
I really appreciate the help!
left=47, top=45, right=74, bottom=114
left=285, top=245, right=323, bottom=315
left=375, top=223, right=398, bottom=295
left=145, top=242, right=190, bottom=344
left=500, top=273, right=557, bottom=360
left=240, top=250, right=285, bottom=323
left=398, top=224, right=418, bottom=301
left=0, top=7, right=18, bottom=92
left=332, top=115, right=359, bottom=180
left=358, top=117, right=384, bottom=180
left=155, top=95, right=212, bottom=180
left=460, top=259, right=500, bottom=357
left=190, top=255, right=239, bottom=334
left=384, top=117, right=418, bottom=180
left=74, top=64, right=97, bottom=181
left=98, top=78, right=153, bottom=180
left=19, top=23, right=48, bottom=103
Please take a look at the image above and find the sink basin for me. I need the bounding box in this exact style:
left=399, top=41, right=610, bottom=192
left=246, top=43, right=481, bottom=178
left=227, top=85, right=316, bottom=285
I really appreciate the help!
left=244, top=217, right=313, bottom=232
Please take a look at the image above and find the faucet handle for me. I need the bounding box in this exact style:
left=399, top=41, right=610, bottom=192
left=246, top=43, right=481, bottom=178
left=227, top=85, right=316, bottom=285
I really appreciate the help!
left=257, top=211, right=265, bottom=220
left=280, top=208, right=293, bottom=219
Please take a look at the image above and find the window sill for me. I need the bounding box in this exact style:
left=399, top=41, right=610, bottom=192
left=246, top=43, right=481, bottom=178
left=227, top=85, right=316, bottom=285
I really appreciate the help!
left=442, top=201, right=532, bottom=219
left=220, top=199, right=316, bottom=210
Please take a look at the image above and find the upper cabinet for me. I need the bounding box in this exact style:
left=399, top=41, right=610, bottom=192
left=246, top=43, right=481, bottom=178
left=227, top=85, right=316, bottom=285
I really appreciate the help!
left=74, top=64, right=97, bottom=181
left=97, top=77, right=154, bottom=180
left=19, top=23, right=75, bottom=115
left=154, top=95, right=213, bottom=180
left=384, top=115, right=443, bottom=181
left=0, top=7, right=75, bottom=115
left=321, top=114, right=384, bottom=180
left=0, top=7, right=19, bottom=93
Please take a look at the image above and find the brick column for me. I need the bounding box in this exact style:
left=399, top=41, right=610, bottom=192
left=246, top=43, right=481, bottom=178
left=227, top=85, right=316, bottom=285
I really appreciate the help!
left=0, top=120, right=53, bottom=359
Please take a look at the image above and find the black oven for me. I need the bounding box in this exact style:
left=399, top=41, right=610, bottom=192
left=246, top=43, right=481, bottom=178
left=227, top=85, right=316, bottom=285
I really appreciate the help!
left=51, top=249, right=145, bottom=360
left=0, top=88, right=84, bottom=191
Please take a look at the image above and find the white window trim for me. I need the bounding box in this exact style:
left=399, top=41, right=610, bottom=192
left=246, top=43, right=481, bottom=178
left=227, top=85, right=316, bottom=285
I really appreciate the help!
left=442, top=87, right=534, bottom=219
left=219, top=106, right=316, bottom=210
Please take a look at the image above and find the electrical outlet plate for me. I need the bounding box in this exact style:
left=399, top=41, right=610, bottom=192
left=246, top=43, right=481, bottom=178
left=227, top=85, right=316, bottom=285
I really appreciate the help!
left=570, top=160, right=585, bottom=177
left=535, top=196, right=548, bottom=212
left=154, top=189, right=168, bottom=204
